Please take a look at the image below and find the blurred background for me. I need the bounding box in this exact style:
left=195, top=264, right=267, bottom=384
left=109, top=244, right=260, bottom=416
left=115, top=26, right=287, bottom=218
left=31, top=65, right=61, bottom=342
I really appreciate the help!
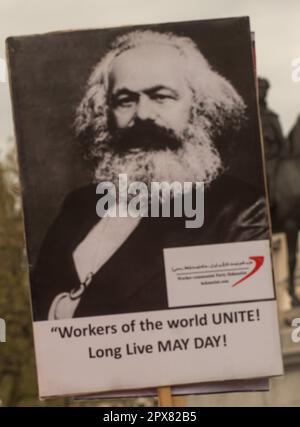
left=1, top=0, right=300, bottom=406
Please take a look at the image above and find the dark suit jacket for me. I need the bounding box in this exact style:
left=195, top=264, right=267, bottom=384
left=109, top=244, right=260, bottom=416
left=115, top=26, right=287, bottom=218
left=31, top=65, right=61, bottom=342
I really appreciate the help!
left=30, top=174, right=269, bottom=320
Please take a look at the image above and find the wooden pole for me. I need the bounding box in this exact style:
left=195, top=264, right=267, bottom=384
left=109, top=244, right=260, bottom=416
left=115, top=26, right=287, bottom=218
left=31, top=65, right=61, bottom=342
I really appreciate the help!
left=157, top=386, right=173, bottom=407
left=172, top=395, right=187, bottom=407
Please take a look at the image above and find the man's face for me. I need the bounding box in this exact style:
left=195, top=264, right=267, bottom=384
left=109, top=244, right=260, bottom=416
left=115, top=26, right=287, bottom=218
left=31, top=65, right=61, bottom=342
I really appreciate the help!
left=93, top=41, right=222, bottom=188
left=108, top=44, right=193, bottom=140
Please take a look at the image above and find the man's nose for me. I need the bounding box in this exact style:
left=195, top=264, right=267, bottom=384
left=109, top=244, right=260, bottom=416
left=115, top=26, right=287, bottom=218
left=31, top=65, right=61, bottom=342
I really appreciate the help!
left=135, top=94, right=156, bottom=121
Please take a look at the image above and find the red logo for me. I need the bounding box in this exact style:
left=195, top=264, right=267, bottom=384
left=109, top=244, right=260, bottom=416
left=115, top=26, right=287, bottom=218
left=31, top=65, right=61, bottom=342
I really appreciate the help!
left=232, top=256, right=264, bottom=287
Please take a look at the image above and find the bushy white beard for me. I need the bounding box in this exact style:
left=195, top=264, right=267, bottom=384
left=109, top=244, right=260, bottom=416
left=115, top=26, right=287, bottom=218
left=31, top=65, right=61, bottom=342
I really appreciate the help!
left=93, top=122, right=223, bottom=191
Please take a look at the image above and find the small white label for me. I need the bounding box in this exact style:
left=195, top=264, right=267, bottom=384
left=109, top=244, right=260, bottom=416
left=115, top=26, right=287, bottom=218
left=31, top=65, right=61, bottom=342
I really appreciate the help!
left=163, top=240, right=274, bottom=307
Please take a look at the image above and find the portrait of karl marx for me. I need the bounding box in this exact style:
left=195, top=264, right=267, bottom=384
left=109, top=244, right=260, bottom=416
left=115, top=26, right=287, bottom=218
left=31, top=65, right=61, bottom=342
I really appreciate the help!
left=31, top=30, right=268, bottom=321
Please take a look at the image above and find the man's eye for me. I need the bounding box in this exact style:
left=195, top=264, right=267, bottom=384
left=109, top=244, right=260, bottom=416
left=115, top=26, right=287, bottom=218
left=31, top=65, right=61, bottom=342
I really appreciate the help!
left=151, top=93, right=174, bottom=102
left=115, top=97, right=135, bottom=108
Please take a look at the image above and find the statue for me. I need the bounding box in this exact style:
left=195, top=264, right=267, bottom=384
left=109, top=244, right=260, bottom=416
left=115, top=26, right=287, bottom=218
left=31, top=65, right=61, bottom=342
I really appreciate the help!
left=259, top=77, right=300, bottom=306
left=258, top=77, right=288, bottom=216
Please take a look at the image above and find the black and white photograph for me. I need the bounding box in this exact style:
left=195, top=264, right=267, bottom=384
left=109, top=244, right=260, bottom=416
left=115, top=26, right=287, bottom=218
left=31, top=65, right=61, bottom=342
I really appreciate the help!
left=7, top=18, right=270, bottom=321
left=3, top=8, right=286, bottom=401
left=3, top=0, right=300, bottom=408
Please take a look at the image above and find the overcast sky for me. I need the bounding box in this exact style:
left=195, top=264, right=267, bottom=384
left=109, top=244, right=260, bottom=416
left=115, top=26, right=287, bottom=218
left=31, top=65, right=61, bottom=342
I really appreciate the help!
left=1, top=0, right=300, bottom=155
